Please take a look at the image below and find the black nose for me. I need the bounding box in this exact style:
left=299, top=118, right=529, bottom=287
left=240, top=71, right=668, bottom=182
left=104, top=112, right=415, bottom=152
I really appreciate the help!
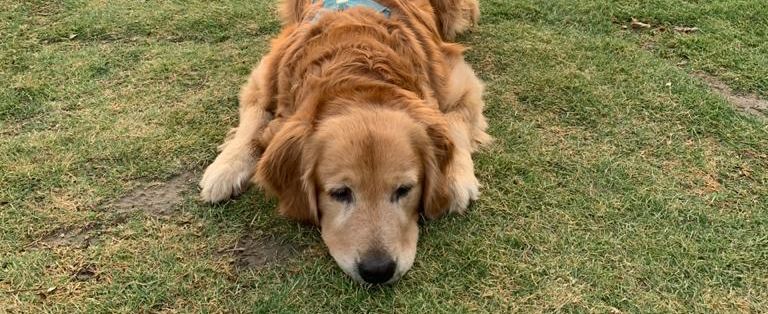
left=357, top=252, right=396, bottom=284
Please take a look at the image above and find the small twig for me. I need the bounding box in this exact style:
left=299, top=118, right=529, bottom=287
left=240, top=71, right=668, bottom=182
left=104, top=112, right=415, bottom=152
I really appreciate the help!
left=23, top=238, right=44, bottom=249
left=249, top=213, right=259, bottom=226
left=218, top=247, right=245, bottom=253
left=2, top=286, right=51, bottom=294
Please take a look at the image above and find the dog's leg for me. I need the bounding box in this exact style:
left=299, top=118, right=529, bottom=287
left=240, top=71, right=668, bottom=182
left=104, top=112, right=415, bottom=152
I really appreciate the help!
left=445, top=114, right=479, bottom=214
left=200, top=60, right=272, bottom=203
left=443, top=57, right=491, bottom=213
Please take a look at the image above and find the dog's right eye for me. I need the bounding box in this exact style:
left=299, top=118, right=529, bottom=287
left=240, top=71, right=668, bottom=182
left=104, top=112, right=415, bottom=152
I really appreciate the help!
left=391, top=184, right=413, bottom=202
left=329, top=187, right=353, bottom=203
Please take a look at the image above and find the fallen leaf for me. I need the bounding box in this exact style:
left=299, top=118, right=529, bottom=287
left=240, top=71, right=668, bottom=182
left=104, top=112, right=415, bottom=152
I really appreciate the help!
left=73, top=264, right=97, bottom=281
left=704, top=175, right=721, bottom=193
left=37, top=286, right=57, bottom=299
left=738, top=165, right=752, bottom=178
left=673, top=26, right=700, bottom=33
left=631, top=18, right=651, bottom=29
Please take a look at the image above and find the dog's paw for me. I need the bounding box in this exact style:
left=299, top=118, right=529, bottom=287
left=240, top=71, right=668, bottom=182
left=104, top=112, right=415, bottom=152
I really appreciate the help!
left=448, top=171, right=480, bottom=214
left=199, top=155, right=254, bottom=203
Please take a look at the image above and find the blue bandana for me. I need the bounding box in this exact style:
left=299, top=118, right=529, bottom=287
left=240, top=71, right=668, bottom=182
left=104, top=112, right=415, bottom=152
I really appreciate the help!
left=312, top=0, right=392, bottom=19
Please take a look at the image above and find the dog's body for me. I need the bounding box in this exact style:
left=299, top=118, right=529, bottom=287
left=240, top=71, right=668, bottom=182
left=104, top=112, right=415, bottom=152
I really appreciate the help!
left=200, top=0, right=489, bottom=284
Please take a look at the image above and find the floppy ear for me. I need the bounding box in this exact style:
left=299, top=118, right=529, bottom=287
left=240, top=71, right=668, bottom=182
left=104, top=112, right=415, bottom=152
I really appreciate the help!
left=428, top=0, right=480, bottom=40
left=278, top=0, right=312, bottom=25
left=414, top=109, right=455, bottom=220
left=256, top=119, right=319, bottom=225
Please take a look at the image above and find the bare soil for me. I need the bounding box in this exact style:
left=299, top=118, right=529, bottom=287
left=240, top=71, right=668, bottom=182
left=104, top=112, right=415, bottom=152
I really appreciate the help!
left=222, top=234, right=306, bottom=271
left=696, top=73, right=768, bottom=120
left=110, top=171, right=197, bottom=215
left=38, top=171, right=197, bottom=249
left=40, top=222, right=101, bottom=249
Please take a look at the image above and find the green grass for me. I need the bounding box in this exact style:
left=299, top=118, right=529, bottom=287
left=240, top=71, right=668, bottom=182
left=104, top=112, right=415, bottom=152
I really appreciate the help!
left=2, top=0, right=767, bottom=312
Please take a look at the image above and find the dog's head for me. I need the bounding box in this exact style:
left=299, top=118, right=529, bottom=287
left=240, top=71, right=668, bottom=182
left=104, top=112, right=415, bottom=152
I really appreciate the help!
left=257, top=105, right=454, bottom=284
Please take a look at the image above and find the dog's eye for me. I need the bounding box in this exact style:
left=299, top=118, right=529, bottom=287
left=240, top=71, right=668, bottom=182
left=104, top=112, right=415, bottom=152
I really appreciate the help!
left=392, top=185, right=413, bottom=202
left=329, top=186, right=353, bottom=203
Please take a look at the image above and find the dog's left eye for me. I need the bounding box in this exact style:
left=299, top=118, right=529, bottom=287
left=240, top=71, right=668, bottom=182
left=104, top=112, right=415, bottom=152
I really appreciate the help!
left=392, top=185, right=413, bottom=202
left=329, top=186, right=353, bottom=203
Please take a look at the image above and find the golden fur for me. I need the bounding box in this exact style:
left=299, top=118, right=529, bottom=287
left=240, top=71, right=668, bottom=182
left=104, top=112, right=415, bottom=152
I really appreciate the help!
left=200, top=0, right=489, bottom=284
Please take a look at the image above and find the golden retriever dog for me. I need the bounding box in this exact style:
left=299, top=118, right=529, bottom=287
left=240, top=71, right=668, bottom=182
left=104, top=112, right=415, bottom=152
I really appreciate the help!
left=200, top=0, right=490, bottom=284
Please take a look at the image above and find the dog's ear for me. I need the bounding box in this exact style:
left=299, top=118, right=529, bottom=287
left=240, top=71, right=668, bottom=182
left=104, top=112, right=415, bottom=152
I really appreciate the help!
left=428, top=0, right=480, bottom=40
left=256, top=119, right=319, bottom=225
left=278, top=0, right=312, bottom=25
left=412, top=108, right=455, bottom=220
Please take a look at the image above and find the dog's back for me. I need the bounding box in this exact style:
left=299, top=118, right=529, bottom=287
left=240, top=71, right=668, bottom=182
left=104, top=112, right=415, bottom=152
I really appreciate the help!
left=261, top=0, right=473, bottom=125
left=278, top=0, right=478, bottom=40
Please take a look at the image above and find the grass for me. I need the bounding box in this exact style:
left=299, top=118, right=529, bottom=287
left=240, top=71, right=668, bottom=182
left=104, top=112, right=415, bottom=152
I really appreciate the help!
left=2, top=0, right=767, bottom=312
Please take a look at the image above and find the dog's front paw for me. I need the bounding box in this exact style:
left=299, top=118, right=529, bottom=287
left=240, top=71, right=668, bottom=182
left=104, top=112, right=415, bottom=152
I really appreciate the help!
left=199, top=155, right=254, bottom=203
left=448, top=171, right=480, bottom=214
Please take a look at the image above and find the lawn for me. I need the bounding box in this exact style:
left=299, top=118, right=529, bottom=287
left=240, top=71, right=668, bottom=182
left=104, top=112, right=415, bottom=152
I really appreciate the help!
left=1, top=0, right=767, bottom=312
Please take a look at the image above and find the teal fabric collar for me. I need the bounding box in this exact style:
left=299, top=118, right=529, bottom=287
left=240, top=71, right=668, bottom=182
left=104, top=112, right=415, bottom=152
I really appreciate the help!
left=312, top=0, right=392, bottom=18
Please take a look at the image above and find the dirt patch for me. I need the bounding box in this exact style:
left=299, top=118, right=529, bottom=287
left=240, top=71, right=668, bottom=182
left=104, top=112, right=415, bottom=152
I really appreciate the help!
left=39, top=222, right=101, bottom=249
left=33, top=171, right=197, bottom=249
left=72, top=263, right=98, bottom=281
left=695, top=73, right=768, bottom=120
left=110, top=171, right=197, bottom=215
left=220, top=234, right=305, bottom=271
